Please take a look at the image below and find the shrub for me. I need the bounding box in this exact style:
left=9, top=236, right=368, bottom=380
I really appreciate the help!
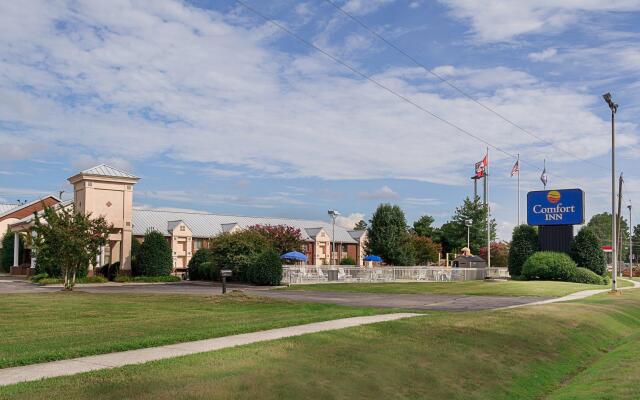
left=508, top=225, right=538, bottom=277
left=411, top=236, right=441, bottom=265
left=114, top=275, right=181, bottom=283
left=99, top=262, right=120, bottom=281
left=80, top=276, right=108, bottom=284
left=187, top=248, right=214, bottom=280
left=569, top=267, right=606, bottom=285
left=30, top=273, right=49, bottom=283
left=131, top=237, right=142, bottom=276
left=247, top=248, right=282, bottom=286
left=38, top=278, right=62, bottom=285
left=340, top=256, right=357, bottom=265
left=208, top=230, right=271, bottom=281
left=1, top=231, right=24, bottom=272
left=137, top=230, right=173, bottom=277
left=246, top=224, right=304, bottom=254
left=570, top=227, right=606, bottom=276
left=522, top=252, right=577, bottom=281
left=114, top=275, right=133, bottom=283
left=195, top=261, right=219, bottom=281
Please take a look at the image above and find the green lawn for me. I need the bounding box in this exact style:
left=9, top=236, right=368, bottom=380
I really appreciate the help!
left=0, top=292, right=387, bottom=368
left=3, top=290, right=640, bottom=399
left=284, top=279, right=629, bottom=297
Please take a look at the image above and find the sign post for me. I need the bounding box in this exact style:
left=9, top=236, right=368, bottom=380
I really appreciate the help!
left=220, top=269, right=232, bottom=294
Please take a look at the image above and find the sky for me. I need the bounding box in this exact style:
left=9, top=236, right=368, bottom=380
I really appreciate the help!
left=0, top=0, right=639, bottom=240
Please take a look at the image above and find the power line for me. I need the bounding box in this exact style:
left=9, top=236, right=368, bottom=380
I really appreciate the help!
left=322, top=0, right=611, bottom=172
left=234, top=0, right=587, bottom=189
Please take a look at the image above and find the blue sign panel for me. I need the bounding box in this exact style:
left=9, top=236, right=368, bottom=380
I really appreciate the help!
left=527, top=189, right=584, bottom=226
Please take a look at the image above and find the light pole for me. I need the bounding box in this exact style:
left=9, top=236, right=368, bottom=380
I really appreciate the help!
left=465, top=219, right=473, bottom=250
left=629, top=203, right=633, bottom=278
left=603, top=92, right=619, bottom=291
left=328, top=210, right=340, bottom=265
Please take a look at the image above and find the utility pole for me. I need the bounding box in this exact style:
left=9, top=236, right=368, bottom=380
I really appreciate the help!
left=328, top=210, right=340, bottom=266
left=486, top=147, right=491, bottom=268
left=603, top=92, right=618, bottom=292
left=617, top=173, right=623, bottom=277
left=629, top=203, right=633, bottom=278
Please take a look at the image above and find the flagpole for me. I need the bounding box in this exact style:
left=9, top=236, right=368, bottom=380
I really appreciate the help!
left=543, top=159, right=547, bottom=189
left=517, top=154, right=520, bottom=225
left=486, top=147, right=491, bottom=268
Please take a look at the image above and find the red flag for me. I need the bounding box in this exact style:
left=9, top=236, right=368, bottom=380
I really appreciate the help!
left=475, top=154, right=488, bottom=178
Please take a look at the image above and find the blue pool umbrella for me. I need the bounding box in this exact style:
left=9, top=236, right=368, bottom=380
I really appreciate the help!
left=280, top=251, right=308, bottom=261
left=363, top=255, right=382, bottom=262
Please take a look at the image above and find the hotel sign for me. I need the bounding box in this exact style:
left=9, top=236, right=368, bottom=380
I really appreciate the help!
left=527, top=189, right=584, bottom=226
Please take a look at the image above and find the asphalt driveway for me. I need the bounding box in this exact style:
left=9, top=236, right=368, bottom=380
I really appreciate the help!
left=0, top=275, right=550, bottom=311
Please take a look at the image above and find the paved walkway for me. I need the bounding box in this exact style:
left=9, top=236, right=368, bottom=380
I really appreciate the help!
left=0, top=313, right=420, bottom=386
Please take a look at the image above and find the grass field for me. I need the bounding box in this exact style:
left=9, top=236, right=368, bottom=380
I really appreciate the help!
left=0, top=292, right=387, bottom=368
left=284, top=279, right=629, bottom=297
left=2, top=290, right=640, bottom=399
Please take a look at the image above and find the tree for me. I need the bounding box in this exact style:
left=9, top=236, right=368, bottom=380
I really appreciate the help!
left=247, top=225, right=303, bottom=255
left=138, top=230, right=173, bottom=277
left=209, top=230, right=271, bottom=281
left=508, top=225, right=538, bottom=277
left=1, top=231, right=24, bottom=272
left=247, top=248, right=282, bottom=286
left=439, top=197, right=496, bottom=255
left=479, top=242, right=509, bottom=269
left=570, top=227, right=606, bottom=276
left=354, top=220, right=367, bottom=231
left=131, top=236, right=142, bottom=276
left=587, top=212, right=630, bottom=261
left=410, top=235, right=441, bottom=265
left=412, top=215, right=436, bottom=238
left=367, top=204, right=414, bottom=265
left=33, top=205, right=110, bottom=290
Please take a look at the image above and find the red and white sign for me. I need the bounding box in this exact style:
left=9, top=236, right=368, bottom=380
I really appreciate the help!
left=601, top=245, right=613, bottom=253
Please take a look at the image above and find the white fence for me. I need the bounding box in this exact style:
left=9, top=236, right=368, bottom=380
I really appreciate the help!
left=282, top=265, right=510, bottom=284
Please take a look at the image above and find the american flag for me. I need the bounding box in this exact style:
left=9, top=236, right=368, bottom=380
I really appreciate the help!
left=510, top=159, right=519, bottom=177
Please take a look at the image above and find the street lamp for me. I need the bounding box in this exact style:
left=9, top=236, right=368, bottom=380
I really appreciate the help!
left=328, top=210, right=340, bottom=265
left=464, top=219, right=473, bottom=250
left=603, top=92, right=619, bottom=291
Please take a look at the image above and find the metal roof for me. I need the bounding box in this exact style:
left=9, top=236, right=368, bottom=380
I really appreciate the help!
left=81, top=164, right=138, bottom=179
left=348, top=230, right=367, bottom=240
left=0, top=196, right=61, bottom=220
left=0, top=204, right=17, bottom=214
left=132, top=209, right=358, bottom=243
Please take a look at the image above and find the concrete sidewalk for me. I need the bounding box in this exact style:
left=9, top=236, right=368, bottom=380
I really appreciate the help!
left=0, top=313, right=421, bottom=387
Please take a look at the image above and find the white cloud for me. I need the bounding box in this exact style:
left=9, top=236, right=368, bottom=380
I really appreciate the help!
left=358, top=186, right=400, bottom=200
left=528, top=48, right=557, bottom=62
left=0, top=0, right=636, bottom=189
left=439, top=0, right=640, bottom=42
left=342, top=0, right=396, bottom=15
left=404, top=197, right=443, bottom=206
left=335, top=212, right=365, bottom=229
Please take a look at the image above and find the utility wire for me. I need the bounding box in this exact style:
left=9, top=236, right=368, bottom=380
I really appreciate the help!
left=234, top=0, right=587, bottom=189
left=322, top=0, right=612, bottom=171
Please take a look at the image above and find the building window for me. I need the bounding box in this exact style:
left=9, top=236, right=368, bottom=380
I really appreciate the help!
left=180, top=226, right=185, bottom=231
left=194, top=239, right=203, bottom=251
left=342, top=244, right=348, bottom=252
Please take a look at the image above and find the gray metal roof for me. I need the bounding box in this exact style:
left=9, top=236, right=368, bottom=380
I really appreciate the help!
left=132, top=209, right=358, bottom=243
left=348, top=230, right=367, bottom=240
left=0, top=204, right=17, bottom=214
left=167, top=220, right=187, bottom=233
left=81, top=164, right=138, bottom=179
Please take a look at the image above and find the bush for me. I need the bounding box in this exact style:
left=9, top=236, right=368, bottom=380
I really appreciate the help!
left=38, top=278, right=62, bottom=285
left=114, top=275, right=181, bottom=283
left=410, top=236, right=441, bottom=265
left=570, top=227, right=606, bottom=276
left=522, top=252, right=577, bottom=281
left=569, top=267, right=606, bottom=285
left=247, top=248, right=282, bottom=286
left=80, top=276, right=108, bottom=284
left=99, top=262, right=120, bottom=281
left=208, top=230, right=271, bottom=282
left=30, top=273, right=49, bottom=283
left=195, top=261, right=219, bottom=281
left=479, top=242, right=509, bottom=268
left=1, top=231, right=24, bottom=272
left=137, top=230, right=173, bottom=277
left=508, top=225, right=538, bottom=277
left=340, top=256, right=356, bottom=265
left=131, top=237, right=142, bottom=276
left=187, top=248, right=214, bottom=280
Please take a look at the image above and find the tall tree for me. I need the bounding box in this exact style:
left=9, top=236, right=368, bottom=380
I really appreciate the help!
left=33, top=205, right=111, bottom=290
left=247, top=224, right=303, bottom=254
left=587, top=213, right=630, bottom=261
left=412, top=215, right=436, bottom=238
left=138, top=230, right=174, bottom=277
left=570, top=227, right=606, bottom=276
left=353, top=220, right=367, bottom=231
left=508, top=225, right=538, bottom=277
left=410, top=235, right=441, bottom=265
left=367, top=204, right=414, bottom=265
left=439, top=197, right=496, bottom=255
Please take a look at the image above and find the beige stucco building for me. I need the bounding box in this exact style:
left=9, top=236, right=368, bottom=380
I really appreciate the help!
left=8, top=164, right=367, bottom=276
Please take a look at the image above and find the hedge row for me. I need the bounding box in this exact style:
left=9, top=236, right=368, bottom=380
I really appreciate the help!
left=522, top=252, right=608, bottom=285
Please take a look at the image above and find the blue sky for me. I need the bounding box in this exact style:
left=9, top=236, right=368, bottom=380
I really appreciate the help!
left=0, top=0, right=639, bottom=239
